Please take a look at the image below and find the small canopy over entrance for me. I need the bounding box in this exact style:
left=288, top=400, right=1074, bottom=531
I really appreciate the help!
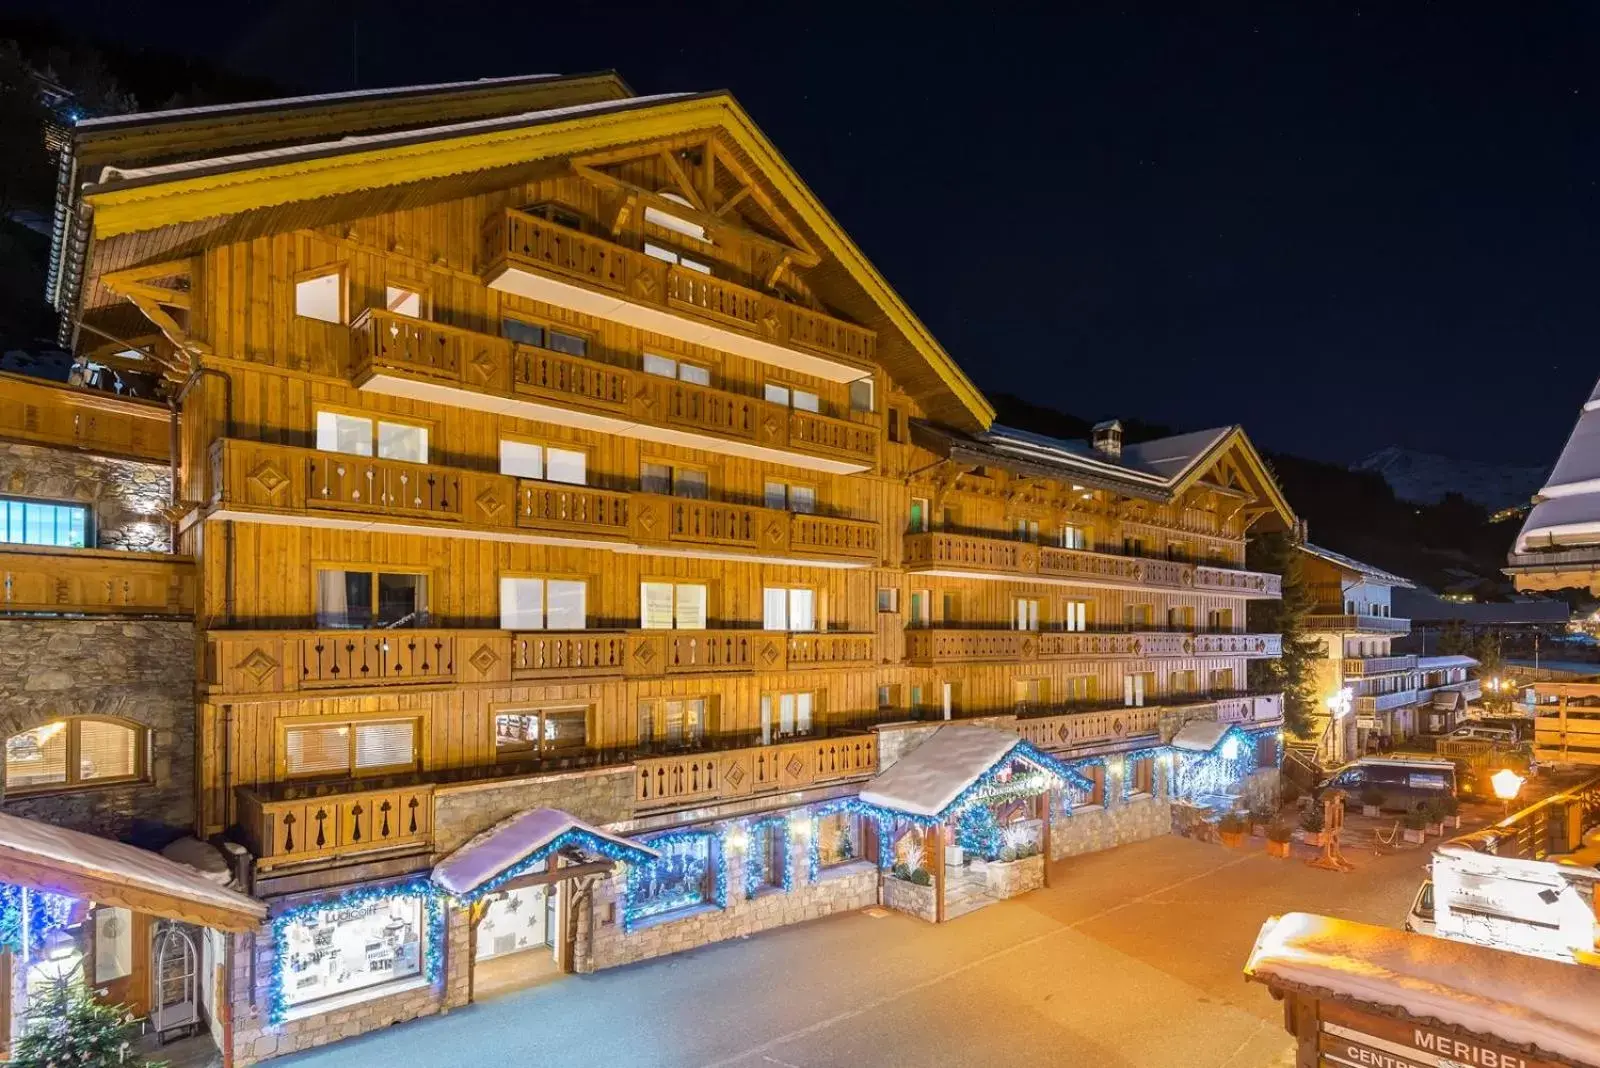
left=1169, top=721, right=1266, bottom=808
left=0, top=811, right=263, bottom=932
left=860, top=727, right=1076, bottom=923
left=433, top=808, right=659, bottom=902
left=1172, top=720, right=1233, bottom=754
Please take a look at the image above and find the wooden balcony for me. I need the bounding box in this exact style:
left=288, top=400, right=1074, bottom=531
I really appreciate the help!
left=236, top=781, right=434, bottom=872
left=1341, top=655, right=1418, bottom=677
left=204, top=627, right=878, bottom=697
left=352, top=309, right=877, bottom=474
left=207, top=438, right=879, bottom=566
left=903, top=531, right=1281, bottom=598
left=480, top=208, right=875, bottom=382
left=1011, top=692, right=1282, bottom=752
left=0, top=545, right=195, bottom=617
left=903, top=628, right=1282, bottom=665
left=1356, top=689, right=1420, bottom=714
left=0, top=370, right=169, bottom=463
left=1305, top=612, right=1411, bottom=634
left=632, top=734, right=878, bottom=811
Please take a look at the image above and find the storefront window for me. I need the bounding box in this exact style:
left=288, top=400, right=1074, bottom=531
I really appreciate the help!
left=816, top=812, right=862, bottom=869
left=745, top=820, right=788, bottom=896
left=627, top=835, right=716, bottom=924
left=279, top=893, right=424, bottom=1010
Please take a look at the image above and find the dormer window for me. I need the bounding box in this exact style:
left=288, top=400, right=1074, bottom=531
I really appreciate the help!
left=644, top=192, right=708, bottom=241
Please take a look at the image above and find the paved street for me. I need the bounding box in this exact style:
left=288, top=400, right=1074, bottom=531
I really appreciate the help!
left=273, top=819, right=1455, bottom=1068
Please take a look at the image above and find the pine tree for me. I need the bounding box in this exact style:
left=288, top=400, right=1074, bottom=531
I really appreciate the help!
left=1247, top=530, right=1319, bottom=738
left=11, top=982, right=165, bottom=1068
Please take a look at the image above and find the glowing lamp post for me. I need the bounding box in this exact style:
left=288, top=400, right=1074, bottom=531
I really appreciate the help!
left=1491, top=768, right=1525, bottom=819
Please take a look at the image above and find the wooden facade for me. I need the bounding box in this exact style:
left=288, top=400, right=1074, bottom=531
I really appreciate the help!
left=40, top=79, right=1296, bottom=880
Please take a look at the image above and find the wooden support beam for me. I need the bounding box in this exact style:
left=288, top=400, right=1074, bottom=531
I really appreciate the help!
left=611, top=192, right=637, bottom=238
left=930, top=825, right=946, bottom=923
left=657, top=150, right=705, bottom=210
left=701, top=139, right=716, bottom=207
left=764, top=252, right=792, bottom=291
left=713, top=186, right=751, bottom=218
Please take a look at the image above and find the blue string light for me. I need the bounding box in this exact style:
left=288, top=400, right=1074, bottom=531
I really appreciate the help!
left=623, top=828, right=727, bottom=933
left=742, top=816, right=792, bottom=898
left=806, top=798, right=899, bottom=882
left=446, top=829, right=658, bottom=904
left=268, top=876, right=444, bottom=1026
left=0, top=883, right=76, bottom=955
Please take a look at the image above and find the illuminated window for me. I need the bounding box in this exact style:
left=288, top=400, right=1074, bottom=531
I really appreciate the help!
left=760, top=691, right=816, bottom=742
left=0, top=497, right=89, bottom=548
left=294, top=270, right=343, bottom=323
left=500, top=440, right=586, bottom=484
left=283, top=719, right=417, bottom=778
left=1061, top=600, right=1089, bottom=632
left=494, top=707, right=588, bottom=758
left=316, top=569, right=427, bottom=629
left=499, top=577, right=586, bottom=630
left=1127, top=756, right=1155, bottom=797
left=640, top=582, right=707, bottom=630
left=641, top=461, right=707, bottom=499
left=314, top=411, right=428, bottom=463
left=762, top=587, right=816, bottom=631
left=278, top=893, right=425, bottom=1009
left=764, top=383, right=820, bottom=412
left=642, top=353, right=711, bottom=385
left=384, top=286, right=423, bottom=318
left=816, top=811, right=867, bottom=869
left=4, top=718, right=145, bottom=794
left=848, top=378, right=874, bottom=413
left=764, top=481, right=816, bottom=513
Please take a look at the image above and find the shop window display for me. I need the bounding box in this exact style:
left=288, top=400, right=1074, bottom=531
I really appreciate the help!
left=279, top=893, right=424, bottom=1009
left=474, top=885, right=550, bottom=961
left=626, top=835, right=716, bottom=924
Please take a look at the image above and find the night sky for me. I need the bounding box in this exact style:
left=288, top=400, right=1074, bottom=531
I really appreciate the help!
left=13, top=4, right=1600, bottom=465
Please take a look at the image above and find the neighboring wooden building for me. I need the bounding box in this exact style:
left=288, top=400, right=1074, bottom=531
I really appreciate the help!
left=35, top=72, right=1296, bottom=1063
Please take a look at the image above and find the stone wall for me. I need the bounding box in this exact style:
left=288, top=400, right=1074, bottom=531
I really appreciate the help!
left=0, top=442, right=170, bottom=552
left=0, top=618, right=194, bottom=845
left=874, top=722, right=941, bottom=770
left=881, top=874, right=937, bottom=922
left=986, top=853, right=1044, bottom=899
left=583, top=810, right=878, bottom=972
left=432, top=767, right=635, bottom=853
left=1051, top=759, right=1173, bottom=860
left=230, top=900, right=472, bottom=1066
left=1239, top=767, right=1281, bottom=813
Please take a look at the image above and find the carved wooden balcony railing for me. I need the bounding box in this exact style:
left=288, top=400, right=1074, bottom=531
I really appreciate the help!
left=204, top=627, right=879, bottom=696
left=1341, top=654, right=1418, bottom=677
left=903, top=532, right=1281, bottom=598
left=208, top=439, right=879, bottom=565
left=352, top=309, right=877, bottom=471
left=236, top=782, right=434, bottom=871
left=0, top=370, right=170, bottom=463
left=482, top=209, right=876, bottom=372
left=0, top=545, right=195, bottom=617
left=632, top=733, right=878, bottom=811
left=1305, top=611, right=1411, bottom=634
left=904, top=627, right=1282, bottom=665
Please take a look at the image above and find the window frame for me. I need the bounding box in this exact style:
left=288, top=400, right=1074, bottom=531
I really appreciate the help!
left=1126, top=755, right=1156, bottom=798
left=759, top=690, right=818, bottom=743
left=293, top=265, right=347, bottom=324
left=640, top=459, right=710, bottom=499
left=639, top=581, right=710, bottom=630
left=637, top=697, right=711, bottom=749
left=0, top=494, right=93, bottom=549
left=763, top=479, right=817, bottom=514
left=381, top=281, right=429, bottom=319
left=762, top=585, right=818, bottom=632
left=492, top=705, right=591, bottom=761
left=498, top=574, right=589, bottom=631
left=498, top=435, right=590, bottom=485
left=313, top=564, right=431, bottom=629
left=3, top=716, right=149, bottom=796
left=280, top=716, right=421, bottom=780
left=312, top=407, right=433, bottom=464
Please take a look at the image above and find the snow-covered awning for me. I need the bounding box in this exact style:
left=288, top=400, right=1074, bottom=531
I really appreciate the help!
left=1171, top=720, right=1233, bottom=753
left=859, top=726, right=1071, bottom=820
left=0, top=812, right=264, bottom=932
left=432, top=808, right=658, bottom=900
left=1432, top=690, right=1465, bottom=711
left=1415, top=654, right=1478, bottom=671
left=1245, top=912, right=1600, bottom=1067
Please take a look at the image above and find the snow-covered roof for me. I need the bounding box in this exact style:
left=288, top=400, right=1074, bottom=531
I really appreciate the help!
left=1121, top=427, right=1236, bottom=479
left=1516, top=380, right=1600, bottom=553
left=1171, top=720, right=1233, bottom=753
left=1298, top=543, right=1415, bottom=588
left=1415, top=654, right=1479, bottom=671
left=95, top=93, right=695, bottom=188
left=77, top=73, right=568, bottom=127
left=1244, top=912, right=1600, bottom=1067
left=0, top=812, right=263, bottom=929
left=431, top=808, right=657, bottom=898
left=859, top=726, right=1035, bottom=818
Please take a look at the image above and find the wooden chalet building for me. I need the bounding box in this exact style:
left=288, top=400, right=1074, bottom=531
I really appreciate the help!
left=20, top=71, right=1296, bottom=1062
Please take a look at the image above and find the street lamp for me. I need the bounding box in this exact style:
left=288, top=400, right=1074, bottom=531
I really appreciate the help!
left=1491, top=768, right=1525, bottom=819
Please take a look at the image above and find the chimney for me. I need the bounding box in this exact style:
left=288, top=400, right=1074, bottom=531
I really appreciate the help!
left=1092, top=419, right=1123, bottom=460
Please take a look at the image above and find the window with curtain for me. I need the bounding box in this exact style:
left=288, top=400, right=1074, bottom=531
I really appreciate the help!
left=494, top=708, right=589, bottom=758
left=0, top=497, right=90, bottom=548
left=636, top=698, right=707, bottom=748
left=316, top=570, right=427, bottom=628
left=3, top=719, right=145, bottom=794
left=284, top=720, right=418, bottom=777
left=759, top=692, right=816, bottom=743
left=763, top=587, right=816, bottom=631
left=642, top=353, right=711, bottom=385
left=500, top=577, right=587, bottom=630
left=499, top=440, right=586, bottom=484
left=1061, top=600, right=1089, bottom=632
left=763, top=481, right=816, bottom=513
left=315, top=411, right=428, bottom=463
left=641, top=461, right=707, bottom=499
left=640, top=582, right=707, bottom=629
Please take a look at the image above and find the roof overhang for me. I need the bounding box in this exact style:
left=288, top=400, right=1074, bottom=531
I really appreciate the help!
left=71, top=90, right=992, bottom=431
left=0, top=813, right=264, bottom=932
left=859, top=727, right=1090, bottom=819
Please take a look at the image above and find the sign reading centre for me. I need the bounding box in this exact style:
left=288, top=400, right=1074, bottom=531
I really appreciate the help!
left=1319, top=1003, right=1561, bottom=1068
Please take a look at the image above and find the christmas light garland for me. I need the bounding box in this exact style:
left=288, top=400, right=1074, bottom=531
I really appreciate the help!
left=268, top=876, right=445, bottom=1026
left=448, top=829, right=659, bottom=904
left=742, top=816, right=792, bottom=898
left=622, top=828, right=727, bottom=933
left=0, top=882, right=76, bottom=955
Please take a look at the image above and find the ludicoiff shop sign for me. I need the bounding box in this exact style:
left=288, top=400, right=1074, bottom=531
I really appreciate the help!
left=1319, top=1002, right=1564, bottom=1068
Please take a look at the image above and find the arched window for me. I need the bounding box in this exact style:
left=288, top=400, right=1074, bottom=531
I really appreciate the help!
left=3, top=718, right=148, bottom=794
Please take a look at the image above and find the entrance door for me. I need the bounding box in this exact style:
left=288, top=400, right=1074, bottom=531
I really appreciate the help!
left=92, top=907, right=150, bottom=1018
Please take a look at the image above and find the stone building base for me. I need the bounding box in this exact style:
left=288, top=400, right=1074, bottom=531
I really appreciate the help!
left=882, top=875, right=937, bottom=922
left=1051, top=794, right=1172, bottom=859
